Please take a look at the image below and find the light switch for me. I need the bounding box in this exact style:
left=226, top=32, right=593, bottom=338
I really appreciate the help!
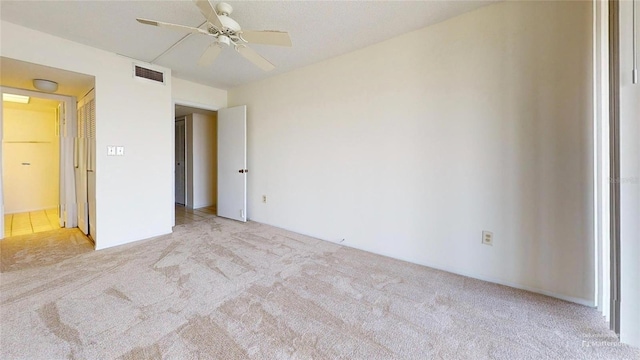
left=107, top=146, right=116, bottom=156
left=116, top=146, right=125, bottom=156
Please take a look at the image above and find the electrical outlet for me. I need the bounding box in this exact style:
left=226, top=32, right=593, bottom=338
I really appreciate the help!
left=482, top=231, right=493, bottom=246
left=262, top=195, right=267, bottom=203
left=107, top=146, right=116, bottom=156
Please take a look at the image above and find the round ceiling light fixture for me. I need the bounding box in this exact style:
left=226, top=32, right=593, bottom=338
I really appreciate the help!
left=33, top=79, right=58, bottom=92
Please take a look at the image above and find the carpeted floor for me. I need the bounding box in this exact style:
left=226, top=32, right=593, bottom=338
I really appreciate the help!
left=1, top=217, right=638, bottom=359
left=1, top=228, right=94, bottom=272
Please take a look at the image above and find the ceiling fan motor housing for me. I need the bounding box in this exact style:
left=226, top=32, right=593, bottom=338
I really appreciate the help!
left=218, top=15, right=241, bottom=33
left=215, top=2, right=234, bottom=16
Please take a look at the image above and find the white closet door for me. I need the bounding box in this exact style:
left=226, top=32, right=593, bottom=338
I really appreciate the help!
left=87, top=96, right=96, bottom=240
left=75, top=98, right=88, bottom=234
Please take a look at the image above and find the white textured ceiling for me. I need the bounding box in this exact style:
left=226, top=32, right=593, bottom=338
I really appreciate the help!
left=0, top=1, right=495, bottom=90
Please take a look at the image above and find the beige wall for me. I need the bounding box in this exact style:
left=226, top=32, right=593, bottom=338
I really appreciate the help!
left=1, top=21, right=174, bottom=249
left=2, top=100, right=59, bottom=213
left=229, top=1, right=594, bottom=304
left=185, top=113, right=217, bottom=209
left=172, top=77, right=226, bottom=111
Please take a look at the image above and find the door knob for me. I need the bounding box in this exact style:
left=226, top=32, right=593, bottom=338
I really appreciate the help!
left=238, top=169, right=248, bottom=173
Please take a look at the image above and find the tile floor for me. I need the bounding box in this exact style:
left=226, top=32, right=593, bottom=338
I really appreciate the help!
left=174, top=204, right=217, bottom=226
left=4, top=208, right=61, bottom=238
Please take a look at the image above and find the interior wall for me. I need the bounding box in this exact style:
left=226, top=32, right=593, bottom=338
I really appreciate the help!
left=172, top=77, right=227, bottom=110
left=2, top=101, right=59, bottom=213
left=185, top=114, right=194, bottom=208
left=618, top=0, right=640, bottom=347
left=1, top=20, right=173, bottom=249
left=229, top=1, right=595, bottom=304
left=187, top=112, right=217, bottom=209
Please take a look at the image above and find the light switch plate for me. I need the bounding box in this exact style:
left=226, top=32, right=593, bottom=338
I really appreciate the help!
left=107, top=146, right=116, bottom=156
left=116, top=146, right=125, bottom=156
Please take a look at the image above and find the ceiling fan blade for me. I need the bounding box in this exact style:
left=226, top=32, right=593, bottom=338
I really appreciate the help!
left=236, top=46, right=275, bottom=72
left=193, top=0, right=224, bottom=29
left=136, top=18, right=208, bottom=35
left=198, top=44, right=223, bottom=67
left=241, top=30, right=292, bottom=47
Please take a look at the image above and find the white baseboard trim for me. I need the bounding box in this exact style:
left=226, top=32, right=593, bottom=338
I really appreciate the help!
left=366, top=248, right=595, bottom=307
left=5, top=206, right=59, bottom=215
left=94, top=228, right=172, bottom=251
left=250, top=220, right=595, bottom=308
left=427, top=264, right=596, bottom=307
left=376, top=251, right=596, bottom=307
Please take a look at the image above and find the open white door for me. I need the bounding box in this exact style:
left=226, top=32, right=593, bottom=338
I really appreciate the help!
left=86, top=94, right=96, bottom=240
left=75, top=96, right=88, bottom=234
left=58, top=102, right=65, bottom=227
left=217, top=105, right=247, bottom=222
left=75, top=89, right=96, bottom=237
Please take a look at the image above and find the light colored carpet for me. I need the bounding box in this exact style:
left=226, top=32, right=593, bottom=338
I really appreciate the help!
left=1, top=217, right=638, bottom=359
left=1, top=228, right=94, bottom=272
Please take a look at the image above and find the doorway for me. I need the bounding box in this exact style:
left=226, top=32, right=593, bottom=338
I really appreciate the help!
left=174, top=104, right=218, bottom=226
left=0, top=58, right=95, bottom=252
left=2, top=95, right=61, bottom=237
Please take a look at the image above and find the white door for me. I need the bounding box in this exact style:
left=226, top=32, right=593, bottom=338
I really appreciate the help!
left=175, top=119, right=186, bottom=205
left=75, top=98, right=88, bottom=234
left=57, top=102, right=65, bottom=227
left=86, top=95, right=96, bottom=240
left=217, top=105, right=247, bottom=222
left=75, top=89, right=95, bottom=237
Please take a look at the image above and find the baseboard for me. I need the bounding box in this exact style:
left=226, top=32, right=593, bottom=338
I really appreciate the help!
left=424, top=263, right=596, bottom=307
left=249, top=220, right=595, bottom=308
left=5, top=206, right=58, bottom=214
left=362, top=247, right=596, bottom=307
left=94, top=228, right=172, bottom=251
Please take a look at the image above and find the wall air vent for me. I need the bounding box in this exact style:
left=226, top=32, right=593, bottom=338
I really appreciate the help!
left=133, top=64, right=165, bottom=84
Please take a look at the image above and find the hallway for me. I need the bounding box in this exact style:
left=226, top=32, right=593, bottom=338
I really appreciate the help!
left=174, top=204, right=217, bottom=226
left=3, top=208, right=60, bottom=238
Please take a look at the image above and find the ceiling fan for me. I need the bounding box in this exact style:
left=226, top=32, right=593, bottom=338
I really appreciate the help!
left=136, top=1, right=291, bottom=71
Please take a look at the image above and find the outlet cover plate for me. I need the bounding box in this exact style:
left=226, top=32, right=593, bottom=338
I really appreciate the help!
left=482, top=230, right=493, bottom=246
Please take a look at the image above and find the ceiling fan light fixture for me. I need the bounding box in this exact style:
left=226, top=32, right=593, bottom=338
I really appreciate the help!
left=33, top=79, right=58, bottom=92
left=217, top=34, right=232, bottom=47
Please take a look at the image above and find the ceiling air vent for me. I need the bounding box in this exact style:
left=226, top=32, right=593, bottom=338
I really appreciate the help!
left=133, top=64, right=165, bottom=84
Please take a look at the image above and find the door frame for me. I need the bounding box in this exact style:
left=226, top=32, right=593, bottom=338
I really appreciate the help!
left=174, top=117, right=187, bottom=206
left=0, top=86, right=78, bottom=239
left=172, top=99, right=221, bottom=227
left=607, top=0, right=621, bottom=335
